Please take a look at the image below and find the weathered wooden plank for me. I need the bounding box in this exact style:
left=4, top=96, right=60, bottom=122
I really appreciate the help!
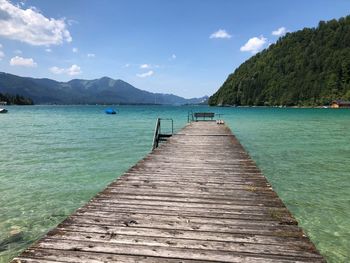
left=62, top=216, right=304, bottom=238
left=106, top=185, right=277, bottom=196
left=73, top=210, right=294, bottom=226
left=102, top=187, right=280, bottom=200
left=87, top=198, right=285, bottom=211
left=29, top=239, right=323, bottom=263
left=12, top=258, right=65, bottom=263
left=93, top=193, right=286, bottom=207
left=41, top=230, right=320, bottom=258
left=77, top=205, right=295, bottom=222
left=11, top=121, right=324, bottom=263
left=122, top=173, right=268, bottom=182
left=15, top=249, right=210, bottom=263
left=114, top=178, right=271, bottom=188
left=14, top=248, right=318, bottom=263
left=82, top=203, right=292, bottom=219
left=107, top=181, right=273, bottom=191
left=55, top=223, right=311, bottom=246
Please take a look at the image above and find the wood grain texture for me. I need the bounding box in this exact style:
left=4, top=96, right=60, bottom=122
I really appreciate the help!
left=12, top=121, right=325, bottom=263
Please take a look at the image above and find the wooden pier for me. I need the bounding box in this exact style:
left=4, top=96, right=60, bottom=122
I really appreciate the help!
left=12, top=121, right=325, bottom=263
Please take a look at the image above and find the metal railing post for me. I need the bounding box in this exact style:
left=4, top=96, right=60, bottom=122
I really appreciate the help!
left=152, top=118, right=174, bottom=151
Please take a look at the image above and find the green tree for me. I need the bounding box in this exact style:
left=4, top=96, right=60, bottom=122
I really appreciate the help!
left=209, top=15, right=350, bottom=107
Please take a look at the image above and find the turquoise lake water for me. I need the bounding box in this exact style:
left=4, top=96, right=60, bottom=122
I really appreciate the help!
left=0, top=105, right=349, bottom=262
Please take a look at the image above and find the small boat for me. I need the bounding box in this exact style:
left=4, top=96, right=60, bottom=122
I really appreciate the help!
left=0, top=108, right=8, bottom=113
left=105, top=108, right=117, bottom=114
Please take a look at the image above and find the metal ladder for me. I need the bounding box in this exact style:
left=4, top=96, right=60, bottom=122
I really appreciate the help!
left=151, top=118, right=173, bottom=150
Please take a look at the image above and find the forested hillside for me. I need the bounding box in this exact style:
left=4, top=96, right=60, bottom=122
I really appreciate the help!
left=0, top=93, right=33, bottom=105
left=209, top=15, right=350, bottom=106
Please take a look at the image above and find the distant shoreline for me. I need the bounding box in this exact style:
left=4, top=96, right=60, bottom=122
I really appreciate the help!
left=211, top=105, right=345, bottom=109
left=6, top=104, right=349, bottom=109
left=5, top=103, right=207, bottom=106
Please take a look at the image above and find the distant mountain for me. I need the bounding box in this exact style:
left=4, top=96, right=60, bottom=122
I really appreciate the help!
left=0, top=72, right=207, bottom=105
left=209, top=15, right=350, bottom=107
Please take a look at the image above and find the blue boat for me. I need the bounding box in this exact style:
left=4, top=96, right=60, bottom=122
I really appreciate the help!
left=105, top=108, right=117, bottom=114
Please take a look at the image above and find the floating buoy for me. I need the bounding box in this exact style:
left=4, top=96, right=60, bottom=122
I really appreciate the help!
left=105, top=108, right=117, bottom=114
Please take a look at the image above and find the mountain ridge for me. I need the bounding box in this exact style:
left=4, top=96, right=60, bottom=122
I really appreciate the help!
left=0, top=72, right=207, bottom=105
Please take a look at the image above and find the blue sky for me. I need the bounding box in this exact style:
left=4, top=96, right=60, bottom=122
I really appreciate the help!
left=0, top=0, right=349, bottom=98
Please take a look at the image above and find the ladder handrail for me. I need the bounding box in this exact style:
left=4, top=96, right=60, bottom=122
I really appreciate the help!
left=152, top=118, right=173, bottom=150
left=152, top=118, right=161, bottom=150
left=187, top=110, right=194, bottom=122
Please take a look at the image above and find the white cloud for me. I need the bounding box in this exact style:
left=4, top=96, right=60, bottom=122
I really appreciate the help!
left=13, top=49, right=22, bottom=54
left=210, top=29, right=232, bottom=39
left=45, top=48, right=52, bottom=52
left=67, top=19, right=78, bottom=26
left=72, top=47, right=78, bottom=53
left=123, top=63, right=130, bottom=68
left=67, top=64, right=81, bottom=75
left=49, top=64, right=82, bottom=76
left=137, top=70, right=154, bottom=78
left=0, top=44, right=4, bottom=60
left=171, top=54, right=176, bottom=59
left=240, top=36, right=267, bottom=54
left=140, top=64, right=150, bottom=69
left=0, top=0, right=72, bottom=46
left=87, top=53, right=95, bottom=58
left=10, top=56, right=37, bottom=67
left=272, top=27, right=287, bottom=37
left=49, top=66, right=65, bottom=74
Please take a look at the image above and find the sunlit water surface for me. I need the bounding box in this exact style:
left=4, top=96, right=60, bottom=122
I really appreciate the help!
left=0, top=105, right=349, bottom=262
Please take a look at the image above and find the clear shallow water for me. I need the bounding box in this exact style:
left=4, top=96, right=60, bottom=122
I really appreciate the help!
left=0, top=105, right=349, bottom=262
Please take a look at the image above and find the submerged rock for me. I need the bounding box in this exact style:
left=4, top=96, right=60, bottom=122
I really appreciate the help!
left=0, top=227, right=25, bottom=252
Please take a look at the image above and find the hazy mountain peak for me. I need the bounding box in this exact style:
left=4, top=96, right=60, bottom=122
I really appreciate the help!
left=0, top=72, right=207, bottom=105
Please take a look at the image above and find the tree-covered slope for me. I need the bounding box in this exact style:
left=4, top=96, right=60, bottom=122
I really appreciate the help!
left=0, top=93, right=33, bottom=105
left=209, top=16, right=350, bottom=106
